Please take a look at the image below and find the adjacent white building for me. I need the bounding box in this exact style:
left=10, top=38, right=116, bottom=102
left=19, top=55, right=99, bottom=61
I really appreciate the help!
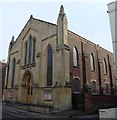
left=107, top=0, right=117, bottom=91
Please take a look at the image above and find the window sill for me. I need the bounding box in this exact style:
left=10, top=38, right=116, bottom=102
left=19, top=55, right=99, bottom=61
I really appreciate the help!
left=104, top=74, right=107, bottom=76
left=73, top=65, right=80, bottom=68
left=41, top=86, right=55, bottom=88
left=7, top=87, right=14, bottom=89
left=21, top=63, right=36, bottom=69
left=73, top=92, right=81, bottom=94
left=91, top=93, right=97, bottom=95
left=103, top=94, right=110, bottom=95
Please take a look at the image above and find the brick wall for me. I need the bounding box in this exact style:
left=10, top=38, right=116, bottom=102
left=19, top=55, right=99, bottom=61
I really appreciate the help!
left=68, top=31, right=115, bottom=95
left=85, top=93, right=117, bottom=113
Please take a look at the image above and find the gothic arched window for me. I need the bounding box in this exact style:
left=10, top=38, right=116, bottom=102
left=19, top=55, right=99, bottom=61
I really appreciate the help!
left=32, top=38, right=36, bottom=63
left=11, top=58, right=16, bottom=87
left=103, top=59, right=107, bottom=75
left=90, top=53, right=95, bottom=71
left=73, top=47, right=79, bottom=66
left=24, top=41, right=28, bottom=64
left=47, top=46, right=53, bottom=86
left=28, top=35, right=32, bottom=64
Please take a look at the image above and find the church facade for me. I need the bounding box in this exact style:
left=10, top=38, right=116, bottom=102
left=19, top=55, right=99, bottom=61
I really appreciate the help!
left=4, top=5, right=116, bottom=113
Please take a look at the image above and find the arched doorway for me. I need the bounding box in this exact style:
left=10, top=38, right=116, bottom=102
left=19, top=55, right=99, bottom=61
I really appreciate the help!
left=22, top=71, right=33, bottom=103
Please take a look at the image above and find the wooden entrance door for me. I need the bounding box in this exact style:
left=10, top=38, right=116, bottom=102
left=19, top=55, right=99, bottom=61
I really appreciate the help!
left=27, top=75, right=33, bottom=103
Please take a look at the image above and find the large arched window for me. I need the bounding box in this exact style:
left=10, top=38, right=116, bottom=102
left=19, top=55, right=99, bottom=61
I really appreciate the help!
left=90, top=53, right=95, bottom=71
left=103, top=59, right=107, bottom=75
left=32, top=37, right=36, bottom=63
left=72, top=78, right=80, bottom=93
left=47, top=46, right=53, bottom=86
left=11, top=58, right=16, bottom=87
left=24, top=41, right=28, bottom=65
left=91, top=81, right=96, bottom=93
left=28, top=35, right=32, bottom=64
left=73, top=47, right=79, bottom=66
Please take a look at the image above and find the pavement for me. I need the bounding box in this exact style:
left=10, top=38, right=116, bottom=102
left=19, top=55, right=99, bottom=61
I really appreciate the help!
left=2, top=103, right=99, bottom=119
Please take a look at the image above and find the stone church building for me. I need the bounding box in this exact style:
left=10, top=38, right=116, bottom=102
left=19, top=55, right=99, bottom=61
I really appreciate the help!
left=4, top=5, right=116, bottom=113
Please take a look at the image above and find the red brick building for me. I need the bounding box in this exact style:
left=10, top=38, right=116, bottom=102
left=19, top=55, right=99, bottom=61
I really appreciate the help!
left=69, top=30, right=115, bottom=94
left=68, top=31, right=116, bottom=112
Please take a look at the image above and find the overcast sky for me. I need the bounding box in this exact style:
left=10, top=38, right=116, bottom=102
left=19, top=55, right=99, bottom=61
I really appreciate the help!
left=0, top=0, right=114, bottom=61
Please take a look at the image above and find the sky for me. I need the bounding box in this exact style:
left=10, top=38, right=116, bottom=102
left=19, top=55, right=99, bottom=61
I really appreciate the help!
left=0, top=0, right=115, bottom=61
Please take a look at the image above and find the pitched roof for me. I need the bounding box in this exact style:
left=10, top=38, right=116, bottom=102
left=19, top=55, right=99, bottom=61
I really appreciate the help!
left=12, top=16, right=112, bottom=54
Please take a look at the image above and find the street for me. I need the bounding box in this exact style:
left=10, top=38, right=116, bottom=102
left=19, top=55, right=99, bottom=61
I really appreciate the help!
left=2, top=104, right=99, bottom=120
left=2, top=110, right=25, bottom=118
left=2, top=105, right=57, bottom=119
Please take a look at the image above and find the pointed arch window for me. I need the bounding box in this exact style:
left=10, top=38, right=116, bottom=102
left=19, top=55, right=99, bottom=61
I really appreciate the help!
left=47, top=46, right=53, bottom=86
left=28, top=35, right=32, bottom=64
left=91, top=81, right=96, bottom=93
left=24, top=41, right=28, bottom=64
left=103, top=59, right=107, bottom=75
left=11, top=58, right=16, bottom=87
left=90, top=53, right=95, bottom=71
left=32, top=37, right=36, bottom=63
left=73, top=47, right=79, bottom=66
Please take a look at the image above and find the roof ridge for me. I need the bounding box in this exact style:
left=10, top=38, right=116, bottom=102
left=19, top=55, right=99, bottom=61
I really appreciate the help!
left=33, top=17, right=57, bottom=26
